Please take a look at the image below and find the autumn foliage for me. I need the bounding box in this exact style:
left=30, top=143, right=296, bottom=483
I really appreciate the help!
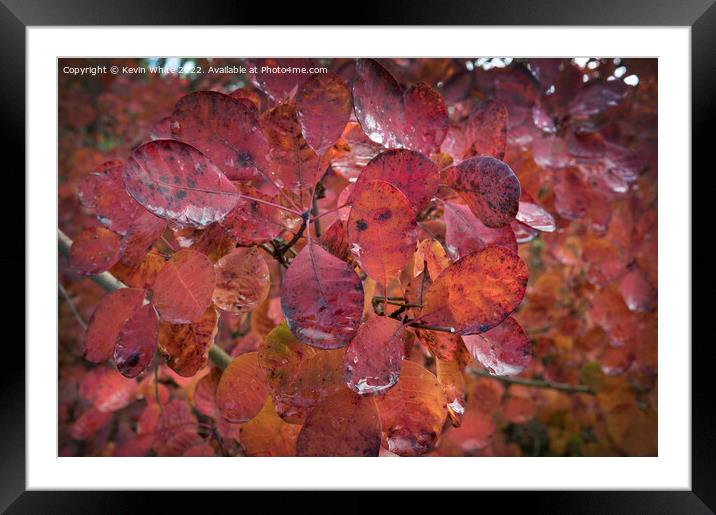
left=58, top=57, right=657, bottom=457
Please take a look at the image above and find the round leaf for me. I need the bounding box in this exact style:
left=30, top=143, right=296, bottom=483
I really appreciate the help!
left=158, top=305, right=218, bottom=377
left=347, top=180, right=418, bottom=284
left=69, top=227, right=121, bottom=275
left=281, top=243, right=364, bottom=349
left=152, top=249, right=215, bottom=324
left=215, top=352, right=269, bottom=423
left=114, top=303, right=159, bottom=378
left=123, top=139, right=238, bottom=228
left=212, top=247, right=270, bottom=314
left=419, top=246, right=528, bottom=335
left=296, top=388, right=382, bottom=457
left=463, top=316, right=531, bottom=376
left=295, top=73, right=352, bottom=153
left=84, top=288, right=146, bottom=363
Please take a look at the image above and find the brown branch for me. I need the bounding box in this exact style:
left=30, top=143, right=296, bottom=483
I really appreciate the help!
left=468, top=368, right=595, bottom=395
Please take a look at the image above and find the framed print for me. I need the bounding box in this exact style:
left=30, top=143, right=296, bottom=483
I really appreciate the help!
left=4, top=0, right=714, bottom=511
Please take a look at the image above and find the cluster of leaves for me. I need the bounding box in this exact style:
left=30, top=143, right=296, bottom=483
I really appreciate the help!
left=58, top=57, right=657, bottom=457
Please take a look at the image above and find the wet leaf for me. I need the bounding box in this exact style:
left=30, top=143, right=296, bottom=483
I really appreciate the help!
left=151, top=249, right=215, bottom=324
left=84, top=288, right=146, bottom=362
left=296, top=388, right=381, bottom=456
left=158, top=305, right=218, bottom=377
left=110, top=250, right=165, bottom=289
left=443, top=200, right=517, bottom=259
left=78, top=161, right=150, bottom=236
left=443, top=156, right=521, bottom=228
left=250, top=58, right=314, bottom=101
left=281, top=243, right=364, bottom=349
left=69, top=227, right=121, bottom=275
left=219, top=184, right=297, bottom=246
left=619, top=268, right=656, bottom=312
left=414, top=329, right=462, bottom=361
left=347, top=180, right=418, bottom=284
left=464, top=99, right=508, bottom=160
left=258, top=322, right=345, bottom=423
left=239, top=398, right=301, bottom=456
left=352, top=58, right=404, bottom=147
left=463, top=316, right=531, bottom=376
left=436, top=358, right=466, bottom=427
left=260, top=102, right=320, bottom=193
left=402, top=82, right=448, bottom=154
left=351, top=149, right=439, bottom=213
left=113, top=303, right=159, bottom=378
left=215, top=352, right=269, bottom=423
left=79, top=365, right=136, bottom=412
left=374, top=360, right=447, bottom=456
left=170, top=91, right=270, bottom=181
left=516, top=200, right=556, bottom=232
left=212, top=248, right=270, bottom=314
left=295, top=73, right=352, bottom=153
left=118, top=210, right=166, bottom=265
left=419, top=246, right=528, bottom=335
left=123, top=139, right=238, bottom=228
left=343, top=315, right=405, bottom=395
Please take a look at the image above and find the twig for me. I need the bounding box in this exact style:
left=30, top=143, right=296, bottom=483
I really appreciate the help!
left=468, top=368, right=595, bottom=395
left=208, top=345, right=232, bottom=371
left=58, top=283, right=87, bottom=330
left=406, top=322, right=456, bottom=333
left=312, top=194, right=321, bottom=237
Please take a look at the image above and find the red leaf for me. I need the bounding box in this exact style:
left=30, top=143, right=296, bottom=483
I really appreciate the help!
left=319, top=219, right=350, bottom=261
left=343, top=315, right=405, bottom=395
left=250, top=58, right=314, bottom=101
left=259, top=322, right=345, bottom=423
left=463, top=316, right=531, bottom=376
left=114, top=303, right=159, bottom=378
left=296, top=388, right=381, bottom=456
left=215, top=352, right=269, bottom=423
left=79, top=366, right=136, bottom=412
left=419, top=246, right=528, bottom=335
left=464, top=99, right=508, bottom=160
left=351, top=149, right=439, bottom=213
left=347, top=180, right=418, bottom=284
left=219, top=184, right=298, bottom=246
left=281, top=243, right=364, bottom=349
left=443, top=156, right=521, bottom=228
left=151, top=249, right=215, bottom=324
left=84, top=288, right=146, bottom=363
left=443, top=200, right=517, bottom=259
left=123, top=139, right=238, bottom=228
left=117, top=210, right=166, bottom=265
left=69, top=227, right=121, bottom=275
left=374, top=360, right=447, bottom=456
left=158, top=305, right=218, bottom=377
left=553, top=168, right=589, bottom=219
left=352, top=58, right=404, bottom=148
left=170, top=91, right=271, bottom=181
left=78, top=161, right=149, bottom=236
left=619, top=268, right=656, bottom=312
left=212, top=248, right=270, bottom=314
left=260, top=102, right=320, bottom=193
left=295, top=73, right=352, bottom=153
left=401, top=82, right=448, bottom=155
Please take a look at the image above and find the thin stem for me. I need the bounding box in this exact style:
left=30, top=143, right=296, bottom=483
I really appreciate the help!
left=310, top=202, right=349, bottom=222
left=468, top=368, right=595, bottom=395
left=236, top=192, right=303, bottom=216
left=58, top=283, right=87, bottom=330
left=405, top=321, right=456, bottom=333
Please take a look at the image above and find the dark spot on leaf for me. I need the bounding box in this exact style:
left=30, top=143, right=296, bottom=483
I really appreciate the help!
left=356, top=219, right=368, bottom=231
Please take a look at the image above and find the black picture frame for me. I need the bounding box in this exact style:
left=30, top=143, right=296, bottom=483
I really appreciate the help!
left=3, top=1, right=713, bottom=512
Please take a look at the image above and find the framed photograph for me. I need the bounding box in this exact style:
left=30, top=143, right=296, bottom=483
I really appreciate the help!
left=5, top=0, right=713, bottom=511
